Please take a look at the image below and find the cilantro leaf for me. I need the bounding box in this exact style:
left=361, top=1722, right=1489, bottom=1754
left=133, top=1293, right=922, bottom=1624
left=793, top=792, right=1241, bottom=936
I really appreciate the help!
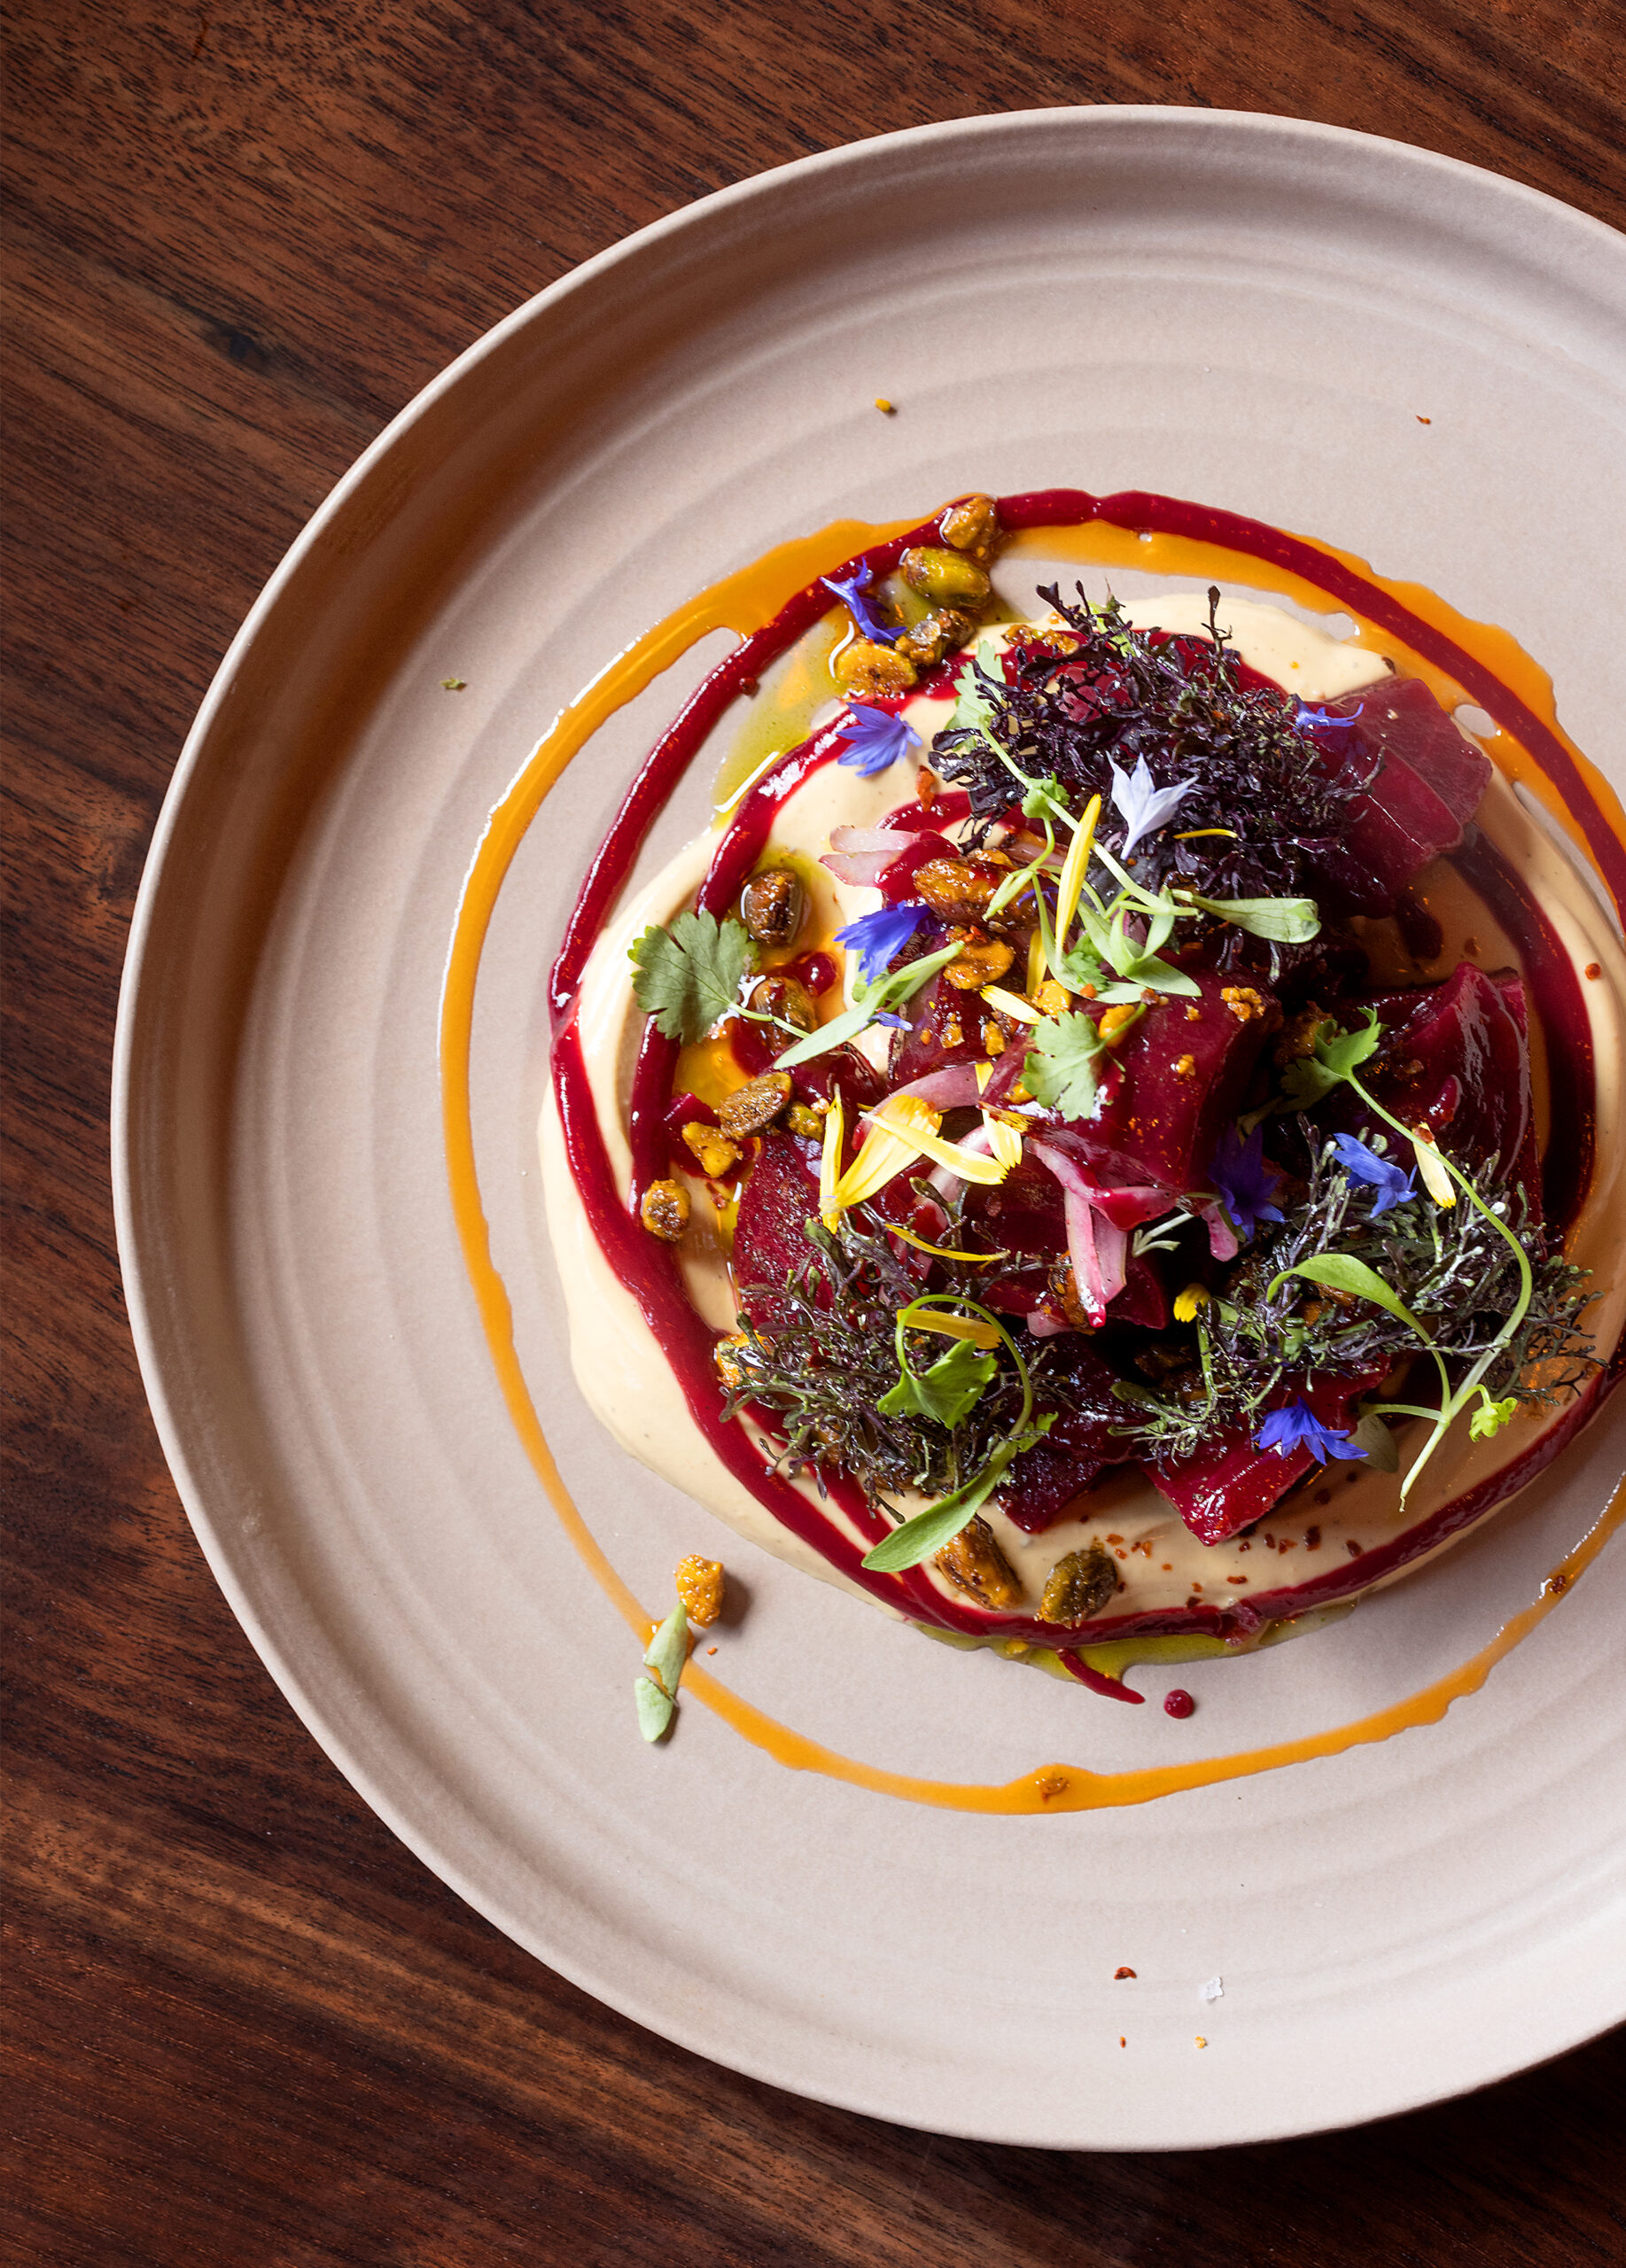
left=1280, top=1007, right=1382, bottom=1109
left=877, top=1338, right=998, bottom=1427
left=629, top=910, right=755, bottom=1044
left=1022, top=1010, right=1109, bottom=1122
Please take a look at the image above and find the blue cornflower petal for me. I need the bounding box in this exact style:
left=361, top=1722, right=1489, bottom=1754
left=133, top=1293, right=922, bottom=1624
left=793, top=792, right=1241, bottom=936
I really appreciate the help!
left=835, top=903, right=929, bottom=985
left=1296, top=701, right=1360, bottom=732
left=1329, top=1131, right=1416, bottom=1216
left=1256, top=1399, right=1367, bottom=1464
left=821, top=563, right=900, bottom=647
left=1208, top=1123, right=1286, bottom=1240
left=1108, top=753, right=1196, bottom=855
left=836, top=704, right=923, bottom=779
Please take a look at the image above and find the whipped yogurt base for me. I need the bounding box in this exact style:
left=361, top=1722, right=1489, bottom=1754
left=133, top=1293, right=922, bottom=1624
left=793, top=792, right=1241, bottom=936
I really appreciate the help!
left=541, top=599, right=1626, bottom=1627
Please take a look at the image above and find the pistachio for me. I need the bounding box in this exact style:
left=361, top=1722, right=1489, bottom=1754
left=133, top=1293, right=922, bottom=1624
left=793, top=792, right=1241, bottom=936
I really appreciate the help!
left=747, top=974, right=817, bottom=1034
left=1038, top=1542, right=1118, bottom=1624
left=939, top=493, right=1000, bottom=558
left=899, top=545, right=992, bottom=607
left=833, top=638, right=916, bottom=698
left=934, top=1515, right=1023, bottom=1609
left=712, top=1332, right=752, bottom=1391
left=681, top=1122, right=743, bottom=1177
left=717, top=1071, right=793, bottom=1139
left=1048, top=1254, right=1095, bottom=1332
left=942, top=927, right=1015, bottom=990
left=894, top=607, right=976, bottom=668
left=640, top=1178, right=689, bottom=1241
left=673, top=1553, right=726, bottom=1628
left=913, top=857, right=999, bottom=924
left=741, top=866, right=804, bottom=947
left=785, top=1102, right=825, bottom=1141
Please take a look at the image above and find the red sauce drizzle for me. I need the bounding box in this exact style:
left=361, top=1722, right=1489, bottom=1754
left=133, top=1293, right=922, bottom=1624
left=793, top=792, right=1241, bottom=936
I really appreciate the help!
left=551, top=488, right=1618, bottom=1652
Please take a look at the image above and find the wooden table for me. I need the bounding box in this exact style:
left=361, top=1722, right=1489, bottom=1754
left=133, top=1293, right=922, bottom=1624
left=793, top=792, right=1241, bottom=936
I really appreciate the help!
left=7, top=5, right=1624, bottom=2260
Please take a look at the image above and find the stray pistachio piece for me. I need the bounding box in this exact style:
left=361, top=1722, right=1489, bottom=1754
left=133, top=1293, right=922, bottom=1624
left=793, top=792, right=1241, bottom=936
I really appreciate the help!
left=674, top=1553, right=726, bottom=1628
left=682, top=1122, right=742, bottom=1177
left=640, top=1178, right=690, bottom=1241
left=834, top=638, right=916, bottom=698
left=1039, top=1542, right=1118, bottom=1624
left=717, top=1071, right=794, bottom=1139
left=785, top=1102, right=825, bottom=1141
left=934, top=1514, right=1024, bottom=1609
left=741, top=866, right=804, bottom=947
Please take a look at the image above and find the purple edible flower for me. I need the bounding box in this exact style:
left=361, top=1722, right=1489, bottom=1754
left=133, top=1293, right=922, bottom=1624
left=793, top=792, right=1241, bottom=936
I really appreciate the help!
left=1256, top=1399, right=1368, bottom=1464
left=836, top=703, right=922, bottom=778
left=1208, top=1122, right=1286, bottom=1239
left=1329, top=1131, right=1416, bottom=1216
left=1296, top=701, right=1360, bottom=732
left=821, top=563, right=900, bottom=647
left=835, top=903, right=929, bottom=984
left=1108, top=753, right=1195, bottom=854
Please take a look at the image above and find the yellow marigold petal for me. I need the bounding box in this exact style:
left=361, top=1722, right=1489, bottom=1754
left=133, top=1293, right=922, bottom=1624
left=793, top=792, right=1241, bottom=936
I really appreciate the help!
left=906, top=1311, right=1001, bottom=1348
left=1054, top=791, right=1101, bottom=953
left=1410, top=1123, right=1457, bottom=1207
left=819, top=1092, right=845, bottom=1228
left=984, top=1112, right=1025, bottom=1169
left=1172, top=1282, right=1210, bottom=1323
left=980, top=984, right=1044, bottom=1026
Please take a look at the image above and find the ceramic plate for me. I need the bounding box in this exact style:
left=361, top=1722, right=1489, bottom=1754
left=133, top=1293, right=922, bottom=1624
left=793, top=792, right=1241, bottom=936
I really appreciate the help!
left=115, top=110, right=1626, bottom=2148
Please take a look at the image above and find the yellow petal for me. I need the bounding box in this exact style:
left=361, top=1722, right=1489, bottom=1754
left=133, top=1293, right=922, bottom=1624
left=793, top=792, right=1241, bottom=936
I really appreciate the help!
left=980, top=984, right=1044, bottom=1026
left=1410, top=1124, right=1457, bottom=1207
left=1172, top=1282, right=1210, bottom=1323
left=1026, top=928, right=1047, bottom=995
left=906, top=1311, right=1001, bottom=1348
left=832, top=1120, right=922, bottom=1212
left=884, top=1223, right=998, bottom=1264
left=1053, top=791, right=1101, bottom=954
left=819, top=1092, right=845, bottom=1228
left=974, top=1059, right=993, bottom=1094
left=984, top=1112, right=1025, bottom=1169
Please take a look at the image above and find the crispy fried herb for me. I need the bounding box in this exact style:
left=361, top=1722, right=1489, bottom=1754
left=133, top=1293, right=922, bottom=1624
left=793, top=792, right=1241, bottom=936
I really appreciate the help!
left=1116, top=1138, right=1596, bottom=1464
left=725, top=1197, right=1067, bottom=1507
left=932, top=586, right=1374, bottom=906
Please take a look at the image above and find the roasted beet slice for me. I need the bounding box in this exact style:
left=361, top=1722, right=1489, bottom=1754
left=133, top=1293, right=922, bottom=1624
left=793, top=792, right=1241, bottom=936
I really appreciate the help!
left=1304, top=679, right=1492, bottom=914
left=1341, top=962, right=1537, bottom=1207
left=1001, top=1345, right=1139, bottom=1533
left=732, top=1131, right=822, bottom=1330
left=1054, top=968, right=1279, bottom=1192
left=1150, top=1374, right=1378, bottom=1545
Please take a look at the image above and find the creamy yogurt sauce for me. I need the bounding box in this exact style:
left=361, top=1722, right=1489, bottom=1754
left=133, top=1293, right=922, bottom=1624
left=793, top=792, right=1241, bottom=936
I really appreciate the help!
left=541, top=596, right=1626, bottom=1633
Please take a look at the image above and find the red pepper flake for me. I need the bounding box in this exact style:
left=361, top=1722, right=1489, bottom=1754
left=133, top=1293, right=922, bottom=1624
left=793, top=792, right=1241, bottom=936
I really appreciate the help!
left=1305, top=1525, right=1321, bottom=1551
left=740, top=676, right=759, bottom=696
left=707, top=1645, right=718, bottom=1654
left=1545, top=1570, right=1570, bottom=1596
left=1115, top=1549, right=1128, bottom=1561
left=1226, top=1574, right=1248, bottom=1584
left=1415, top=414, right=1432, bottom=424
left=1161, top=1562, right=1172, bottom=1572
left=1119, top=2036, right=1127, bottom=2048
left=1585, top=961, right=1602, bottom=980
left=1346, top=1539, right=1364, bottom=1557
left=1313, top=1487, right=1332, bottom=1507
left=1115, top=1966, right=1137, bottom=1979
left=1236, top=1540, right=1251, bottom=1552
left=1106, top=1534, right=1124, bottom=1544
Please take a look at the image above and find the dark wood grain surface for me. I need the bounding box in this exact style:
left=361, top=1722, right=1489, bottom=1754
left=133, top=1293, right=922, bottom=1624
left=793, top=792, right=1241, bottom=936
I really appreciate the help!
left=6, top=4, right=1625, bottom=2262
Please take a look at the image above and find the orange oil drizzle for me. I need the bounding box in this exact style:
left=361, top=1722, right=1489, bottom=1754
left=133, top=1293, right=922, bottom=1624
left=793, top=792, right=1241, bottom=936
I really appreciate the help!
left=441, top=509, right=1623, bottom=1814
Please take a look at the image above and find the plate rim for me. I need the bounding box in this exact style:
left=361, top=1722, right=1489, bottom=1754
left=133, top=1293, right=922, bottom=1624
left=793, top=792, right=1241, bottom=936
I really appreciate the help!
left=111, top=104, right=1626, bottom=2149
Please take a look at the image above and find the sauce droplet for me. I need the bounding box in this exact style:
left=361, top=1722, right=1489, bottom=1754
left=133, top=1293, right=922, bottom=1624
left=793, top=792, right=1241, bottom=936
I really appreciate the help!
left=1164, top=1688, right=1196, bottom=1720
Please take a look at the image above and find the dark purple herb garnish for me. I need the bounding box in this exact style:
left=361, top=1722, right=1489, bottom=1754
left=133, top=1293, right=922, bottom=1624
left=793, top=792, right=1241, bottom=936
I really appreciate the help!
left=931, top=586, right=1377, bottom=909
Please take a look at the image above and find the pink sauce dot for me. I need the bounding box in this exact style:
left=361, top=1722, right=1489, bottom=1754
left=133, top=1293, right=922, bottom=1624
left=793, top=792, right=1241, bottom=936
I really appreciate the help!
left=1164, top=1689, right=1196, bottom=1720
